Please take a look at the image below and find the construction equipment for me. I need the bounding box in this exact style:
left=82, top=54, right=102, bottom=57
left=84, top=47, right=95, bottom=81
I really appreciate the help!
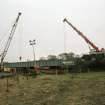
left=63, top=18, right=105, bottom=54
left=63, top=18, right=105, bottom=71
left=0, top=12, right=22, bottom=71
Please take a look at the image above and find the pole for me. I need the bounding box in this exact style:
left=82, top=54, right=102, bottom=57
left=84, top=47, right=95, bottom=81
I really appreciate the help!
left=29, top=39, right=36, bottom=72
left=6, top=77, right=9, bottom=92
left=32, top=45, right=36, bottom=67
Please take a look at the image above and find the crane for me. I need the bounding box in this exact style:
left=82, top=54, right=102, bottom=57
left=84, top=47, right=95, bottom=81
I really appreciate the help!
left=0, top=12, right=22, bottom=71
left=63, top=18, right=104, bottom=53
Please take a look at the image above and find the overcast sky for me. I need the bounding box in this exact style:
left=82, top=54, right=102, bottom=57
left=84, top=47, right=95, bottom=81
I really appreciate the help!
left=0, top=0, right=105, bottom=62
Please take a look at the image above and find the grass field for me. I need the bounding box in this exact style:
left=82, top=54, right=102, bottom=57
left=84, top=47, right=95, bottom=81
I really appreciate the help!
left=0, top=72, right=105, bottom=105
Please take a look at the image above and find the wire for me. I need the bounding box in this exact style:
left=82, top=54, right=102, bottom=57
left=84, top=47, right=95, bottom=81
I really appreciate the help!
left=0, top=18, right=15, bottom=53
left=63, top=21, right=67, bottom=53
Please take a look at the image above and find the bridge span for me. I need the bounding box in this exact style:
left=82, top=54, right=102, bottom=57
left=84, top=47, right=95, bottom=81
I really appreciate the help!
left=4, top=59, right=64, bottom=68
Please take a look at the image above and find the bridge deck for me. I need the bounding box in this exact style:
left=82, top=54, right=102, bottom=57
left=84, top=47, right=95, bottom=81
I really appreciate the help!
left=4, top=60, right=64, bottom=68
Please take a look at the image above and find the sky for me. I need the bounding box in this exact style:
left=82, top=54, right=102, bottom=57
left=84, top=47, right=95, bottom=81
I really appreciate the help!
left=0, top=0, right=105, bottom=62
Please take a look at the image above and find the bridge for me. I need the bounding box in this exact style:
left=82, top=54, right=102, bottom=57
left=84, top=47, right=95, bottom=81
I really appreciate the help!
left=4, top=59, right=64, bottom=68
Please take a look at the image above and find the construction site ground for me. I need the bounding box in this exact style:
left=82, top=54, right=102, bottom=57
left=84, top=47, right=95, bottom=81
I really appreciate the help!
left=0, top=72, right=105, bottom=105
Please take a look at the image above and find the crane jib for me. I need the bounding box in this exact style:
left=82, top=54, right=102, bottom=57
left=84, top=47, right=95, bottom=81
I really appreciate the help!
left=63, top=18, right=100, bottom=52
left=0, top=12, right=22, bottom=71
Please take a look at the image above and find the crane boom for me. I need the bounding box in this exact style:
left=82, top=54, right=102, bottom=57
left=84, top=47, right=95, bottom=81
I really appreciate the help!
left=63, top=18, right=100, bottom=52
left=0, top=12, right=21, bottom=70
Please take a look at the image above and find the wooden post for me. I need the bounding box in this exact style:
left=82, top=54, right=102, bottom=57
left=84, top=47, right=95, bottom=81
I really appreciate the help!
left=6, top=77, right=9, bottom=92
left=16, top=73, right=19, bottom=83
left=88, top=68, right=90, bottom=73
left=56, top=69, right=58, bottom=75
left=26, top=73, right=28, bottom=80
left=80, top=68, right=82, bottom=73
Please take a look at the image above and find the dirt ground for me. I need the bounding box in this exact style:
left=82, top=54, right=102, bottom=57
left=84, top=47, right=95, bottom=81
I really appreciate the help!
left=0, top=72, right=105, bottom=105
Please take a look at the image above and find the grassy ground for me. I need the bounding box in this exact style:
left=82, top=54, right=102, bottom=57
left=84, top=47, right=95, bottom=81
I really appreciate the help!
left=0, top=72, right=105, bottom=105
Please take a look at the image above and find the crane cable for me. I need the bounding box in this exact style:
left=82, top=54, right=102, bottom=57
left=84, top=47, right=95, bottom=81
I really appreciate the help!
left=0, top=19, right=16, bottom=54
left=17, top=16, right=23, bottom=62
left=0, top=31, right=10, bottom=55
left=63, top=21, right=67, bottom=53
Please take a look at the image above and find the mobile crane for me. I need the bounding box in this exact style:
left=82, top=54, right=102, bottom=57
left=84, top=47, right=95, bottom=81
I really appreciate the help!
left=63, top=18, right=105, bottom=70
left=63, top=18, right=105, bottom=54
left=0, top=12, right=21, bottom=71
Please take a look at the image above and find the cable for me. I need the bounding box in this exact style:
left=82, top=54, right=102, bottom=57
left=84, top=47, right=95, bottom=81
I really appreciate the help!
left=63, top=21, right=67, bottom=53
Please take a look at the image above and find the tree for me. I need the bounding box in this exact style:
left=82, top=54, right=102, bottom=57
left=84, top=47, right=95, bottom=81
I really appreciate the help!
left=47, top=55, right=57, bottom=60
left=58, top=52, right=75, bottom=60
